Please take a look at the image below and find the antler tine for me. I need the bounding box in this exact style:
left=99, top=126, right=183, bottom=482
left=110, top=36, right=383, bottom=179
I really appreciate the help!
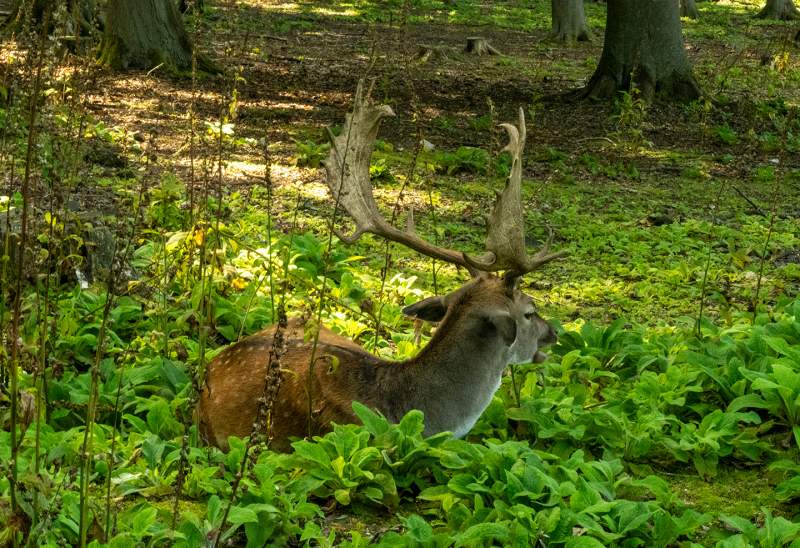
left=464, top=107, right=566, bottom=278
left=322, top=79, right=470, bottom=268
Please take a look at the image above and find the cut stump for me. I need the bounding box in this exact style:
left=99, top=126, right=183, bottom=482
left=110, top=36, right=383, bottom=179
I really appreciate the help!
left=416, top=44, right=449, bottom=63
left=465, top=37, right=500, bottom=55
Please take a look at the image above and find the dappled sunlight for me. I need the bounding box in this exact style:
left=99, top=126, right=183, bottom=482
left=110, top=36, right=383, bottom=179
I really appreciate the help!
left=3, top=0, right=800, bottom=545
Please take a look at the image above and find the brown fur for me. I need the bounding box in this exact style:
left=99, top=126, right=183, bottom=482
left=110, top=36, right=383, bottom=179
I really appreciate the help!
left=198, top=276, right=556, bottom=451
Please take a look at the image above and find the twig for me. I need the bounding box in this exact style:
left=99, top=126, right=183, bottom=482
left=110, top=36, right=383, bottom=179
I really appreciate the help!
left=730, top=184, right=766, bottom=216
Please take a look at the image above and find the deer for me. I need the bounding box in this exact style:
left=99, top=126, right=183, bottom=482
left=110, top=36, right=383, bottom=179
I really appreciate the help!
left=198, top=81, right=564, bottom=452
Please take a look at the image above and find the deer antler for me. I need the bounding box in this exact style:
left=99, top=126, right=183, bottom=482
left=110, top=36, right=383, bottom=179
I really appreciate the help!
left=464, top=108, right=566, bottom=278
left=323, top=83, right=564, bottom=276
left=322, top=80, right=469, bottom=267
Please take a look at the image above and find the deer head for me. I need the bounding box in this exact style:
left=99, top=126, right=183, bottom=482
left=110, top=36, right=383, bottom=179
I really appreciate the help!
left=321, top=79, right=564, bottom=432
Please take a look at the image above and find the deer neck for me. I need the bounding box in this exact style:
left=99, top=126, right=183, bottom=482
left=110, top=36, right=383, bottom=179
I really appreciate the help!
left=377, top=313, right=510, bottom=439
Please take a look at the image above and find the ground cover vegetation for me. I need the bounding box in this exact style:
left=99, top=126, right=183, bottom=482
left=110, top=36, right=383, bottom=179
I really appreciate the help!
left=1, top=0, right=800, bottom=546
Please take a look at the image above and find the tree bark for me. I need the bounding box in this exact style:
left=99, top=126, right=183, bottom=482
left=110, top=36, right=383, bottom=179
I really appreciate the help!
left=757, top=0, right=799, bottom=20
left=98, top=0, right=214, bottom=72
left=578, top=0, right=701, bottom=101
left=551, top=0, right=591, bottom=43
left=3, top=0, right=99, bottom=36
left=681, top=0, right=700, bottom=19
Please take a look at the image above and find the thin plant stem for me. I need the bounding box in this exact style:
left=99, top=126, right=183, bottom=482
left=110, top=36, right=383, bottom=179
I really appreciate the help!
left=77, top=280, right=117, bottom=547
left=304, top=83, right=363, bottom=437
left=752, top=172, right=782, bottom=323
left=696, top=181, right=726, bottom=337
left=8, top=9, right=49, bottom=532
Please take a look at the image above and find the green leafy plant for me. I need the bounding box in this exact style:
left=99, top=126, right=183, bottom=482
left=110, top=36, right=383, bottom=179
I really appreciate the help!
left=430, top=146, right=490, bottom=175
left=292, top=139, right=330, bottom=167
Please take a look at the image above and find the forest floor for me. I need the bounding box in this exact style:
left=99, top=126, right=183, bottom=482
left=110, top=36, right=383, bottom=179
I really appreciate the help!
left=3, top=0, right=800, bottom=545
left=86, top=0, right=800, bottom=317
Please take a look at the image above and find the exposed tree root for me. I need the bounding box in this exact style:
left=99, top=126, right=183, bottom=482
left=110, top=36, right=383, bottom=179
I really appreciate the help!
left=415, top=44, right=449, bottom=63
left=551, top=26, right=591, bottom=43
left=576, top=67, right=702, bottom=103
left=551, top=0, right=591, bottom=43
left=756, top=0, right=800, bottom=20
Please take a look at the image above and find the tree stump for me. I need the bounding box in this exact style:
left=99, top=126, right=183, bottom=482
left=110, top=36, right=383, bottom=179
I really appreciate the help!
left=465, top=37, right=500, bottom=55
left=416, top=44, right=449, bottom=63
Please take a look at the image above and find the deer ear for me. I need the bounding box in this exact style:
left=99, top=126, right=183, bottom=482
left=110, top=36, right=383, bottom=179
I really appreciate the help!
left=480, top=312, right=517, bottom=346
left=403, top=296, right=447, bottom=322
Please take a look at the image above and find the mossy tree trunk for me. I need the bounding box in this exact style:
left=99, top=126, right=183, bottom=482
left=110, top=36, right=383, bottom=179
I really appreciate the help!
left=551, top=0, right=591, bottom=43
left=680, top=0, right=700, bottom=19
left=579, top=0, right=701, bottom=101
left=757, top=0, right=799, bottom=20
left=3, top=0, right=99, bottom=35
left=98, top=0, right=214, bottom=72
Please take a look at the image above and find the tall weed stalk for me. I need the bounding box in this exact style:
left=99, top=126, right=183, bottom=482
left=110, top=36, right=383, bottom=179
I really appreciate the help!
left=7, top=8, right=49, bottom=539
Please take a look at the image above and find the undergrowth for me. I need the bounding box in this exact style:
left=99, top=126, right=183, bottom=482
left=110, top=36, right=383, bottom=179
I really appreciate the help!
left=2, top=0, right=800, bottom=547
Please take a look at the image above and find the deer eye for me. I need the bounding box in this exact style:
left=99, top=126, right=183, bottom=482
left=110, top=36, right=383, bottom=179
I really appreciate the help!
left=524, top=312, right=536, bottom=321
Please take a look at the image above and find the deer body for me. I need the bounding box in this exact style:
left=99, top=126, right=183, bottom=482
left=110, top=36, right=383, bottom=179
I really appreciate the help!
left=198, top=80, right=564, bottom=452
left=199, top=276, right=557, bottom=451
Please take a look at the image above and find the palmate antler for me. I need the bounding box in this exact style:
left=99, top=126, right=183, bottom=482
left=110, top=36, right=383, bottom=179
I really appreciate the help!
left=322, top=80, right=564, bottom=277
left=463, top=108, right=566, bottom=279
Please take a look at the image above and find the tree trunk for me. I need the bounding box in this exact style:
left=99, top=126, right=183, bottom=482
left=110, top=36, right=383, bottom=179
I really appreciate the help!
left=98, top=0, right=214, bottom=72
left=3, top=0, right=99, bottom=36
left=551, top=0, right=591, bottom=43
left=681, top=0, right=700, bottom=19
left=579, top=0, right=701, bottom=101
left=757, top=0, right=799, bottom=20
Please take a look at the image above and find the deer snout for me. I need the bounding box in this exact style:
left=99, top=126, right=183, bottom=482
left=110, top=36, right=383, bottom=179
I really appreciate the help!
left=541, top=323, right=557, bottom=346
left=532, top=321, right=557, bottom=363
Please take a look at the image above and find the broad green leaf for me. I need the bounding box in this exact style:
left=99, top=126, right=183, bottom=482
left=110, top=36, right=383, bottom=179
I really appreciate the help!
left=292, top=441, right=331, bottom=467
left=352, top=401, right=389, bottom=435
left=398, top=410, right=425, bottom=437
left=227, top=506, right=259, bottom=525
left=771, top=363, right=800, bottom=391
left=207, top=495, right=222, bottom=526
left=453, top=522, right=509, bottom=546
left=727, top=394, right=770, bottom=413
left=764, top=336, right=800, bottom=362
left=131, top=505, right=157, bottom=537
left=719, top=514, right=757, bottom=536
left=402, top=514, right=433, bottom=543
left=335, top=488, right=351, bottom=505
left=565, top=536, right=607, bottom=548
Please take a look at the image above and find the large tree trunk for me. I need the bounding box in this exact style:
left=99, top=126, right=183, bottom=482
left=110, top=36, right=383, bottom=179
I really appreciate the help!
left=681, top=0, right=700, bottom=19
left=757, top=0, right=799, bottom=20
left=98, top=0, right=214, bottom=72
left=551, top=0, right=591, bottom=43
left=579, top=0, right=701, bottom=101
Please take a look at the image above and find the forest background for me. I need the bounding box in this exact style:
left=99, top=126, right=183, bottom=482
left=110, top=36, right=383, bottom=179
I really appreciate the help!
left=1, top=0, right=800, bottom=546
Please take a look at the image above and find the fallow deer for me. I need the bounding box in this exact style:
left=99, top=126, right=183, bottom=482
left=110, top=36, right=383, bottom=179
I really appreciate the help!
left=198, top=81, right=564, bottom=452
